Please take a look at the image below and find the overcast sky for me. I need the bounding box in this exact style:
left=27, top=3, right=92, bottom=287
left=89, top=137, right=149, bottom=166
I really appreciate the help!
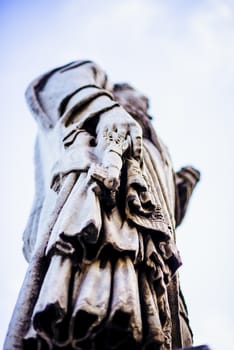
left=1, top=1, right=234, bottom=349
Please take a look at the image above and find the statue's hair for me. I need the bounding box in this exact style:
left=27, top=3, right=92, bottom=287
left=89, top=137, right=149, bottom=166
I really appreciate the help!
left=113, top=82, right=134, bottom=91
left=113, top=83, right=149, bottom=109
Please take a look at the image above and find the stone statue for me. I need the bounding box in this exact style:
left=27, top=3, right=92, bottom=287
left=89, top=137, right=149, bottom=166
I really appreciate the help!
left=4, top=60, right=200, bottom=350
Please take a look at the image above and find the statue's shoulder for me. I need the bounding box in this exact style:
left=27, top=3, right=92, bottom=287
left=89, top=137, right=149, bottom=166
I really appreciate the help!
left=25, top=60, right=103, bottom=129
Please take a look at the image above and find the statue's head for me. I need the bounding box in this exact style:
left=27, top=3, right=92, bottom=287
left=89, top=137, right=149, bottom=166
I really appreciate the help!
left=112, top=83, right=150, bottom=120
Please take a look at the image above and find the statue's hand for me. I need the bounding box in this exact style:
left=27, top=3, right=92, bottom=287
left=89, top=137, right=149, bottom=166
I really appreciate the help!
left=94, top=107, right=143, bottom=191
left=96, top=106, right=143, bottom=161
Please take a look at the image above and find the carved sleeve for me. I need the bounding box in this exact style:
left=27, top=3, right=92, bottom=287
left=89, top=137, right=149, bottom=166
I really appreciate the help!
left=25, top=60, right=115, bottom=129
left=174, top=166, right=200, bottom=227
left=23, top=61, right=144, bottom=259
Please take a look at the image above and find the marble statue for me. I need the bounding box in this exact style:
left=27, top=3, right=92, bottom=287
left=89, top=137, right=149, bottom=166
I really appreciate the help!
left=4, top=60, right=200, bottom=350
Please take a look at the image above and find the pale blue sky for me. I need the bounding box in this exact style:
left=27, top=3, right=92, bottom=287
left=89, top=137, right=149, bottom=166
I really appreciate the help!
left=1, top=1, right=234, bottom=349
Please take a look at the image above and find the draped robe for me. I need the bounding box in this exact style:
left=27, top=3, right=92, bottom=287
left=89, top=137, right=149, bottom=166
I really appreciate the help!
left=4, top=60, right=200, bottom=350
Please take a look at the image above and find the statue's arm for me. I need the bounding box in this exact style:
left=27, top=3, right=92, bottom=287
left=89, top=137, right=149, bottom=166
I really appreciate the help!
left=23, top=61, right=143, bottom=260
left=23, top=60, right=110, bottom=260
left=41, top=61, right=143, bottom=193
left=174, top=166, right=200, bottom=226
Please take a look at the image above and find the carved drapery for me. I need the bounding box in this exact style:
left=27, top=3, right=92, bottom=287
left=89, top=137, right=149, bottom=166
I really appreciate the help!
left=4, top=61, right=200, bottom=350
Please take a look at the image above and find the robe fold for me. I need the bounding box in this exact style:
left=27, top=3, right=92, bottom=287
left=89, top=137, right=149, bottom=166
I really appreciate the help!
left=4, top=60, right=200, bottom=350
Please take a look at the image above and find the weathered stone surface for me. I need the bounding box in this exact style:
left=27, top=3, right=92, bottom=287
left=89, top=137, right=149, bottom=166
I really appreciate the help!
left=4, top=60, right=200, bottom=350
